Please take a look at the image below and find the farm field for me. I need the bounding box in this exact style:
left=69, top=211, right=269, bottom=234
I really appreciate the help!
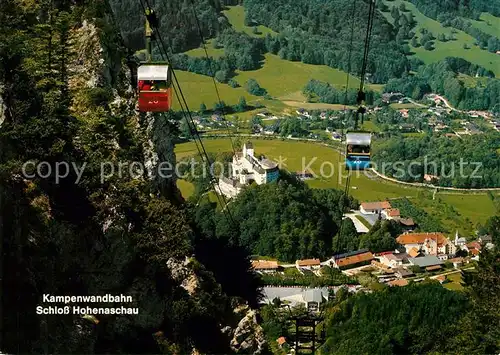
left=175, top=138, right=499, bottom=231
left=382, top=0, right=500, bottom=77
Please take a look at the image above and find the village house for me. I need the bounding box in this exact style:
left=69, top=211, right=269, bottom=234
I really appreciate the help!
left=408, top=255, right=444, bottom=271
left=262, top=287, right=330, bottom=310
left=408, top=247, right=424, bottom=258
left=276, top=337, right=287, bottom=348
left=448, top=257, right=466, bottom=268
left=332, top=249, right=374, bottom=270
left=376, top=252, right=409, bottom=268
left=360, top=201, right=391, bottom=214
left=388, top=279, right=409, bottom=287
left=423, top=174, right=439, bottom=183
left=381, top=208, right=400, bottom=220
left=394, top=267, right=414, bottom=278
left=382, top=92, right=404, bottom=103
left=295, top=170, right=314, bottom=180
left=251, top=260, right=280, bottom=273
left=296, top=258, right=321, bottom=271
left=396, top=232, right=457, bottom=259
left=398, top=218, right=416, bottom=231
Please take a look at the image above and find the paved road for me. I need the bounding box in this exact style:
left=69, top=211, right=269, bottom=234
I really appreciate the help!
left=345, top=213, right=369, bottom=233
left=407, top=98, right=427, bottom=107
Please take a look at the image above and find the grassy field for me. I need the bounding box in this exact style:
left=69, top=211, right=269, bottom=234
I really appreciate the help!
left=185, top=39, right=225, bottom=59
left=382, top=0, right=500, bottom=77
left=171, top=70, right=260, bottom=110
left=175, top=138, right=499, bottom=231
left=361, top=120, right=381, bottom=132
left=443, top=271, right=464, bottom=291
left=234, top=54, right=368, bottom=98
left=174, top=53, right=368, bottom=112
left=223, top=6, right=278, bottom=38
left=469, top=13, right=500, bottom=38
left=457, top=73, right=489, bottom=88
left=176, top=179, right=195, bottom=199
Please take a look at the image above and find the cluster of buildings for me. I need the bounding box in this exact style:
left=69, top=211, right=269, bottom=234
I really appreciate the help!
left=217, top=142, right=279, bottom=198
left=359, top=200, right=416, bottom=230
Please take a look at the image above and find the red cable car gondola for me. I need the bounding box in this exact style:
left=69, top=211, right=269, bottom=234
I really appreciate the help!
left=137, top=63, right=172, bottom=112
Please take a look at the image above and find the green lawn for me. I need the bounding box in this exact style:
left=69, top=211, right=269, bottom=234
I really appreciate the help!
left=174, top=138, right=499, bottom=229
left=176, top=179, right=195, bottom=199
left=361, top=120, right=381, bottom=132
left=457, top=73, right=489, bottom=88
left=356, top=215, right=372, bottom=229
left=185, top=39, right=225, bottom=59
left=469, top=13, right=500, bottom=38
left=382, top=0, right=500, bottom=77
left=223, top=6, right=278, bottom=38
left=443, top=271, right=464, bottom=291
left=172, top=70, right=260, bottom=110
left=234, top=53, right=369, bottom=98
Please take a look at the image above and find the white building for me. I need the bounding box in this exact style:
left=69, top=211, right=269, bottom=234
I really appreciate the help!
left=218, top=142, right=279, bottom=198
left=396, top=232, right=457, bottom=259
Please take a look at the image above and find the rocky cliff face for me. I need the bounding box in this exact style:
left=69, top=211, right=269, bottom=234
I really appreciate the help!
left=229, top=305, right=267, bottom=354
left=0, top=84, right=6, bottom=127
left=67, top=14, right=176, bottom=193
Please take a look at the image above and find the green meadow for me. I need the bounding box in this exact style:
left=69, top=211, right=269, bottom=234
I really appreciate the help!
left=222, top=6, right=278, bottom=38
left=175, top=138, right=499, bottom=233
left=184, top=39, right=225, bottom=59
left=177, top=53, right=374, bottom=112
left=469, top=13, right=500, bottom=38
left=382, top=0, right=500, bottom=77
left=234, top=54, right=378, bottom=98
left=171, top=70, right=260, bottom=110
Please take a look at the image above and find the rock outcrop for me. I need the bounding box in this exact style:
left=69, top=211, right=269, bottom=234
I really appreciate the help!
left=230, top=306, right=267, bottom=354
left=0, top=84, right=6, bottom=127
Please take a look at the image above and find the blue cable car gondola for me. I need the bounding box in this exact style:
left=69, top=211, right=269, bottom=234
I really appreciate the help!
left=345, top=131, right=371, bottom=170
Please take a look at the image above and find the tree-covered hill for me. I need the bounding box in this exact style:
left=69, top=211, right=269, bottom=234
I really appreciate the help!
left=372, top=133, right=500, bottom=188
left=108, top=0, right=237, bottom=52
left=192, top=175, right=358, bottom=262
left=243, top=0, right=409, bottom=82
left=0, top=0, right=264, bottom=353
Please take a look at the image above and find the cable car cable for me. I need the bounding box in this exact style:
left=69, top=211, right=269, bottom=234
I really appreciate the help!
left=335, top=0, right=377, bottom=252
left=187, top=0, right=238, bottom=156
left=139, top=0, right=237, bottom=226
left=338, top=0, right=358, bottom=190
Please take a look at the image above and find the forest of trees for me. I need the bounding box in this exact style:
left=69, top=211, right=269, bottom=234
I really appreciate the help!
left=397, top=0, right=500, bottom=51
left=243, top=0, right=409, bottom=82
left=108, top=0, right=238, bottom=52
left=403, top=0, right=500, bottom=20
left=1, top=1, right=261, bottom=353
left=372, top=133, right=500, bottom=188
left=384, top=57, right=500, bottom=112
left=304, top=79, right=379, bottom=105
left=190, top=174, right=359, bottom=262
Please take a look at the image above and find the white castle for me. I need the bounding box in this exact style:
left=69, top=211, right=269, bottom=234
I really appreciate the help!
left=217, top=142, right=279, bottom=198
